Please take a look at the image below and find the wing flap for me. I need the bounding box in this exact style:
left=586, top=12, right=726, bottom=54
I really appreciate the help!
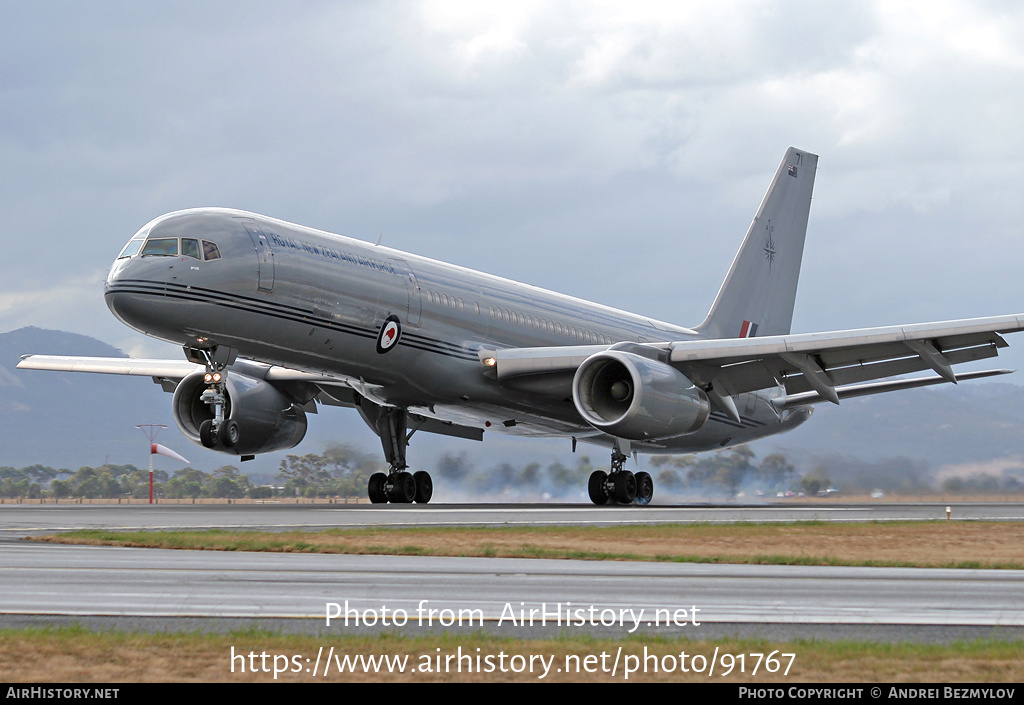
left=777, top=340, right=1001, bottom=396
left=774, top=369, right=1014, bottom=408
left=408, top=413, right=484, bottom=442
left=666, top=314, right=1023, bottom=400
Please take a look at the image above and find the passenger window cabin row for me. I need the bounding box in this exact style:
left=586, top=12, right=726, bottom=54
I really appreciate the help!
left=424, top=287, right=612, bottom=344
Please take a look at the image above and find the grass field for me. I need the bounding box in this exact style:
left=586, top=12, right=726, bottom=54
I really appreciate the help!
left=2, top=627, right=1023, bottom=683
left=35, top=520, right=1024, bottom=569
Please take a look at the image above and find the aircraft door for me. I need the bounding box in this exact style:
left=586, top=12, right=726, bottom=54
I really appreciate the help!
left=242, top=221, right=275, bottom=292
left=390, top=258, right=422, bottom=327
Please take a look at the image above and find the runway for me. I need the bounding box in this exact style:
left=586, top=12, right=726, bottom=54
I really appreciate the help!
left=3, top=500, right=1023, bottom=537
left=3, top=541, right=1023, bottom=642
left=2, top=502, right=1023, bottom=642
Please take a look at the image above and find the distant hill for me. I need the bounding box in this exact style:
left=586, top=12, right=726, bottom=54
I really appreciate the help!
left=1, top=327, right=175, bottom=469
left=756, top=378, right=1024, bottom=485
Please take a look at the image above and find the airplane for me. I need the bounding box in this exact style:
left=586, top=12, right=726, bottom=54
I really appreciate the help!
left=18, top=147, right=1024, bottom=505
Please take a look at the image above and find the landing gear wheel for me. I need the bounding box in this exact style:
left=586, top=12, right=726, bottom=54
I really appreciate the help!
left=612, top=471, right=637, bottom=504
left=588, top=470, right=609, bottom=505
left=199, top=419, right=216, bottom=449
left=634, top=471, right=654, bottom=505
left=413, top=470, right=433, bottom=504
left=368, top=473, right=388, bottom=504
left=388, top=471, right=417, bottom=504
left=219, top=419, right=240, bottom=448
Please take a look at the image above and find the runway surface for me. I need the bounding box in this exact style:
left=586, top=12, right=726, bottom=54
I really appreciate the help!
left=2, top=502, right=1023, bottom=642
left=3, top=500, right=1023, bottom=536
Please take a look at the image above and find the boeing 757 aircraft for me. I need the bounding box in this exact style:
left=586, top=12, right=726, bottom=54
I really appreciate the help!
left=19, top=148, right=1024, bottom=504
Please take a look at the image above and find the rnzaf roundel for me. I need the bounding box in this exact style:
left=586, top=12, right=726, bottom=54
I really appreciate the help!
left=376, top=315, right=402, bottom=354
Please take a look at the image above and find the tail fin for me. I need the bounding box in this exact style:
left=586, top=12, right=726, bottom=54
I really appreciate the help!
left=695, top=147, right=817, bottom=340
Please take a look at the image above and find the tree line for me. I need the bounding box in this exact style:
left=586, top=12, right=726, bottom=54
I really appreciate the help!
left=0, top=463, right=256, bottom=500
left=0, top=443, right=389, bottom=500
left=5, top=443, right=1022, bottom=500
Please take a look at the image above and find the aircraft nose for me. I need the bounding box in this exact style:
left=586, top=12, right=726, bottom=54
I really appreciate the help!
left=106, top=254, right=132, bottom=285
left=105, top=261, right=137, bottom=328
left=104, top=248, right=156, bottom=331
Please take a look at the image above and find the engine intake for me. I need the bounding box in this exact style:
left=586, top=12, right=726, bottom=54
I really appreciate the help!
left=172, top=370, right=308, bottom=455
left=572, top=350, right=709, bottom=440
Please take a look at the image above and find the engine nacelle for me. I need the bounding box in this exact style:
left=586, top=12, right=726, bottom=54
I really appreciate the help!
left=172, top=370, right=308, bottom=455
left=572, top=350, right=709, bottom=441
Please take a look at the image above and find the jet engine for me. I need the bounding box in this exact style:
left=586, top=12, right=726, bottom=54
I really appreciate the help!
left=572, top=350, right=709, bottom=440
left=172, top=370, right=308, bottom=455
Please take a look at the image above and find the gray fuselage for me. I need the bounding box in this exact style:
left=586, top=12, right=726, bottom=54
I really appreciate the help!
left=105, top=208, right=807, bottom=453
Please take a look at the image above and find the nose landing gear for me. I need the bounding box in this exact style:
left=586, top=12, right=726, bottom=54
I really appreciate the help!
left=192, top=346, right=237, bottom=450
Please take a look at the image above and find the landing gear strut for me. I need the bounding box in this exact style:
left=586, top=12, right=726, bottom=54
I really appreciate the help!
left=359, top=402, right=432, bottom=504
left=191, top=346, right=239, bottom=450
left=588, top=440, right=654, bottom=506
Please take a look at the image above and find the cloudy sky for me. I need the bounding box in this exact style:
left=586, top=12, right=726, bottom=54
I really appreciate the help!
left=4, top=2, right=1024, bottom=369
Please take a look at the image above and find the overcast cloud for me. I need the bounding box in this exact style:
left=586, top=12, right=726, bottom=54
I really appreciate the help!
left=3, top=0, right=1024, bottom=370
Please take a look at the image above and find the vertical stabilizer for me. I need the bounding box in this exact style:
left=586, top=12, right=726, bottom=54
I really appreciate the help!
left=695, top=147, right=817, bottom=340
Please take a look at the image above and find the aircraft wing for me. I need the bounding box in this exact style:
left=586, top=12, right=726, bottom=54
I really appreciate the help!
left=16, top=354, right=482, bottom=442
left=17, top=355, right=363, bottom=385
left=16, top=355, right=202, bottom=378
left=484, top=313, right=1024, bottom=409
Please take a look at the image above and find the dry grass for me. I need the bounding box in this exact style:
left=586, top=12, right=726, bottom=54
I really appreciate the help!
left=35, top=521, right=1024, bottom=568
left=2, top=629, right=1022, bottom=683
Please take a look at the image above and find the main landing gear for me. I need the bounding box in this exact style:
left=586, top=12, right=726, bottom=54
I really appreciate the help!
left=358, top=403, right=433, bottom=504
left=367, top=469, right=433, bottom=504
left=588, top=441, right=654, bottom=506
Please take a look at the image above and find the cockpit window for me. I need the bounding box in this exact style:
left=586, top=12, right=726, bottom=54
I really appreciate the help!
left=117, top=240, right=144, bottom=259
left=118, top=234, right=220, bottom=260
left=141, top=238, right=178, bottom=256
left=181, top=238, right=201, bottom=259
left=202, top=240, right=221, bottom=261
